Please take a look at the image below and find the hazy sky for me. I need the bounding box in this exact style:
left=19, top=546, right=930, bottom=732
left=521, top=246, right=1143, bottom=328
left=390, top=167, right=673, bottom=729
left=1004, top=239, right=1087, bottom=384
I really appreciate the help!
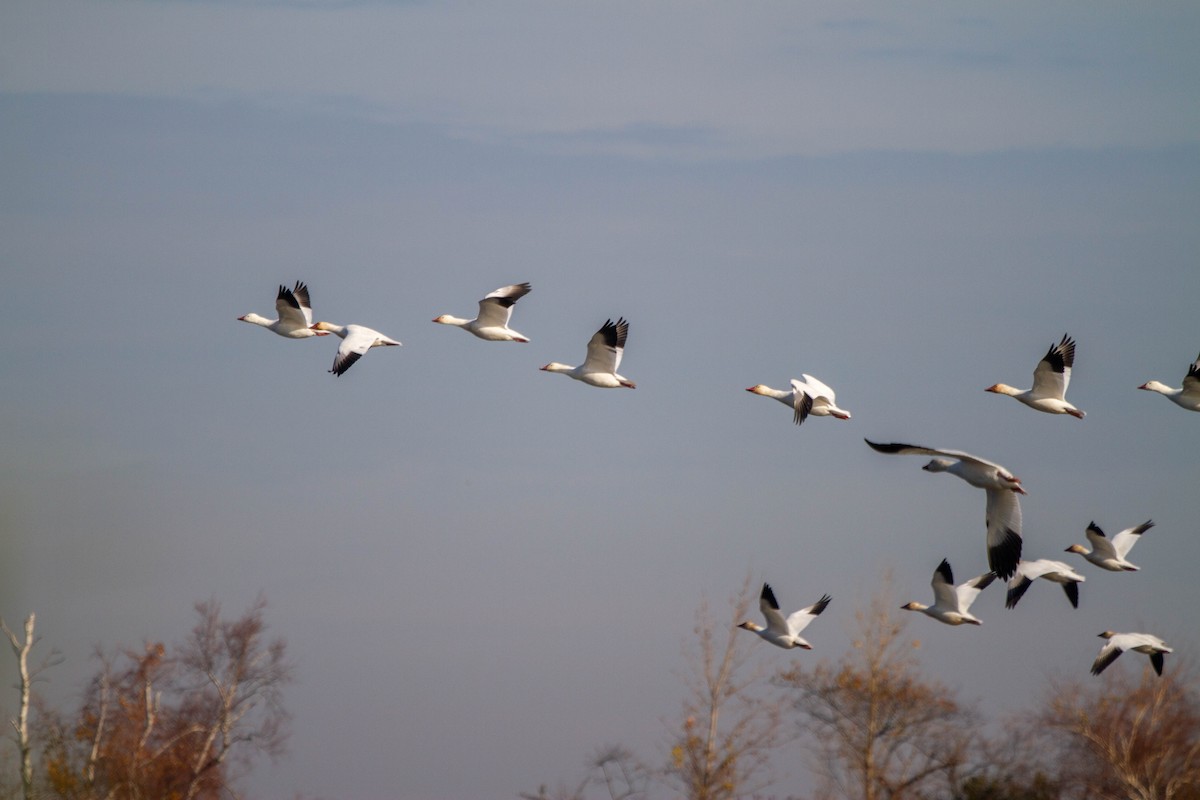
left=2, top=2, right=1199, bottom=798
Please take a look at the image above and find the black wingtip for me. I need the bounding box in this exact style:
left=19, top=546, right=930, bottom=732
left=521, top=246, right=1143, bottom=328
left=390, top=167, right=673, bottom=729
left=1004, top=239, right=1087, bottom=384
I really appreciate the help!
left=809, top=594, right=832, bottom=616
left=1005, top=578, right=1030, bottom=610
left=1151, top=652, right=1165, bottom=676
left=760, top=583, right=780, bottom=610
left=864, top=439, right=906, bottom=454
left=793, top=392, right=813, bottom=426
left=989, top=528, right=1022, bottom=581
left=935, top=559, right=954, bottom=586
left=1063, top=581, right=1080, bottom=609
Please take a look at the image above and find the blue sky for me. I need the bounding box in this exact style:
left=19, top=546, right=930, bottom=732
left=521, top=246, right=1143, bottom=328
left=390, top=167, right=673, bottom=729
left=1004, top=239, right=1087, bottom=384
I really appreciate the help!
left=2, top=2, right=1199, bottom=798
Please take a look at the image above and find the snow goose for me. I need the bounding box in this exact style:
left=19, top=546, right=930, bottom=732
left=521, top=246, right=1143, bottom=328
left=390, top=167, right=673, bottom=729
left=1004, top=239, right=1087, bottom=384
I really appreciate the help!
left=986, top=334, right=1084, bottom=418
left=746, top=374, right=850, bottom=426
left=901, top=559, right=996, bottom=626
left=432, top=282, right=532, bottom=342
left=1091, top=631, right=1173, bottom=676
left=1065, top=519, right=1154, bottom=572
left=309, top=322, right=401, bottom=376
left=738, top=583, right=831, bottom=650
left=540, top=318, right=635, bottom=388
left=1005, top=559, right=1085, bottom=609
left=864, top=439, right=1025, bottom=580
left=238, top=281, right=329, bottom=339
left=1139, top=352, right=1200, bottom=411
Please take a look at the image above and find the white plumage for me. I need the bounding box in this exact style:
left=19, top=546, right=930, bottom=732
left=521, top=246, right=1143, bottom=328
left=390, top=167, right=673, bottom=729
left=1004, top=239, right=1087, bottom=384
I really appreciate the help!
left=902, top=559, right=995, bottom=626
left=432, top=282, right=532, bottom=342
left=986, top=333, right=1084, bottom=418
left=864, top=439, right=1025, bottom=580
left=738, top=583, right=831, bottom=650
left=1065, top=520, right=1154, bottom=572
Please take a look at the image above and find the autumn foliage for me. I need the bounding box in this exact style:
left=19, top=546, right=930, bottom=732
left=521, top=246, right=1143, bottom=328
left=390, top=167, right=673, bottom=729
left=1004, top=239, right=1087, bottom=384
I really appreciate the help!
left=35, top=597, right=291, bottom=800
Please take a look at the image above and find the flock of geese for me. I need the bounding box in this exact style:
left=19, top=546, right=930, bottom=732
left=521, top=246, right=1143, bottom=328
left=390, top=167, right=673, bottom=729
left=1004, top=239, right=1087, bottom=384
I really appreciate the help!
left=240, top=280, right=1195, bottom=678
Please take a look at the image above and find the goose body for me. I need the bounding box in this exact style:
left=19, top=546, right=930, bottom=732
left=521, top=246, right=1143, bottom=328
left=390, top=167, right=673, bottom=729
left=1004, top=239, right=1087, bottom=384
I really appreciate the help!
left=433, top=282, right=532, bottom=342
left=746, top=374, right=850, bottom=426
left=986, top=334, right=1084, bottom=418
left=1065, top=519, right=1154, bottom=572
left=1091, top=631, right=1172, bottom=676
left=540, top=318, right=635, bottom=388
left=902, top=559, right=995, bottom=626
left=1139, top=353, right=1200, bottom=411
left=310, top=321, right=401, bottom=376
left=738, top=583, right=830, bottom=650
left=864, top=439, right=1025, bottom=580
left=1005, top=559, right=1085, bottom=609
left=238, top=281, right=328, bottom=339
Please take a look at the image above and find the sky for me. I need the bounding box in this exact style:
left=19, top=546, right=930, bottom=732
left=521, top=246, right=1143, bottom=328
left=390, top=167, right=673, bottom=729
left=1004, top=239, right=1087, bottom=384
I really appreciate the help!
left=1, top=1, right=1199, bottom=798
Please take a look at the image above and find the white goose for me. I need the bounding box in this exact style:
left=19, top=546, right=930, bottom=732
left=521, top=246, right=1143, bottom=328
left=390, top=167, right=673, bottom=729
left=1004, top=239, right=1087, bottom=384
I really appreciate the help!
left=902, top=559, right=995, bottom=626
left=986, top=333, right=1084, bottom=418
left=1065, top=519, right=1154, bottom=572
left=238, top=282, right=329, bottom=339
left=310, top=321, right=401, bottom=376
left=746, top=374, right=850, bottom=426
left=864, top=439, right=1025, bottom=580
left=1005, top=559, right=1086, bottom=609
left=1091, top=631, right=1173, bottom=677
left=738, top=583, right=831, bottom=650
left=432, top=282, right=532, bottom=342
left=540, top=318, right=635, bottom=388
left=1139, top=353, right=1200, bottom=411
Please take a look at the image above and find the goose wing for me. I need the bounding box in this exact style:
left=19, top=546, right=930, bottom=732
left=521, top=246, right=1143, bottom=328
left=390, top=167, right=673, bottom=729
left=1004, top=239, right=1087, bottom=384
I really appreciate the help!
left=275, top=282, right=313, bottom=331
left=1110, top=519, right=1154, bottom=559
left=985, top=488, right=1023, bottom=580
left=786, top=594, right=831, bottom=635
left=1091, top=639, right=1124, bottom=675
left=864, top=440, right=1006, bottom=472
left=581, top=318, right=627, bottom=374
left=930, top=559, right=959, bottom=610
left=800, top=373, right=837, bottom=403
left=758, top=583, right=790, bottom=636
left=1084, top=522, right=1120, bottom=560
left=1184, top=354, right=1200, bottom=394
left=956, top=571, right=996, bottom=611
left=475, top=282, right=531, bottom=328
left=1030, top=334, right=1075, bottom=399
left=789, top=380, right=814, bottom=426
left=330, top=325, right=376, bottom=376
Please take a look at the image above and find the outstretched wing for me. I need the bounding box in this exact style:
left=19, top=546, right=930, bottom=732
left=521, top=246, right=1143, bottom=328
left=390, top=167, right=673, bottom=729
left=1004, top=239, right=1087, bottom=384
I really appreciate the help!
left=581, top=318, right=628, bottom=374
left=475, top=282, right=532, bottom=328
left=1030, top=334, right=1075, bottom=399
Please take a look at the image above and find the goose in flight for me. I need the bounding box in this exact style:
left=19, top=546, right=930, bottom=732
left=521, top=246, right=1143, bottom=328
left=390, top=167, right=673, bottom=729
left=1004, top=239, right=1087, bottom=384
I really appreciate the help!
left=1005, top=559, right=1085, bottom=609
left=986, top=334, right=1084, bottom=418
left=1091, top=631, right=1172, bottom=676
left=746, top=374, right=850, bottom=426
left=1065, top=520, right=1154, bottom=572
left=1139, top=353, right=1200, bottom=411
left=738, top=583, right=831, bottom=650
left=238, top=282, right=329, bottom=339
left=540, top=318, right=636, bottom=388
left=901, top=559, right=995, bottom=626
left=310, top=321, right=401, bottom=376
left=864, top=439, right=1025, bottom=580
left=432, top=282, right=532, bottom=342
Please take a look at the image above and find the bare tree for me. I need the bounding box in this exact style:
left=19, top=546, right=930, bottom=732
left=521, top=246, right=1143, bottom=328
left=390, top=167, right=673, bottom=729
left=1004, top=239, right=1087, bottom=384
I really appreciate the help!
left=35, top=597, right=291, bottom=800
left=778, top=577, right=977, bottom=800
left=2, top=613, right=62, bottom=800
left=665, top=581, right=786, bottom=800
left=520, top=745, right=649, bottom=800
left=174, top=595, right=292, bottom=799
left=1036, top=660, right=1200, bottom=800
